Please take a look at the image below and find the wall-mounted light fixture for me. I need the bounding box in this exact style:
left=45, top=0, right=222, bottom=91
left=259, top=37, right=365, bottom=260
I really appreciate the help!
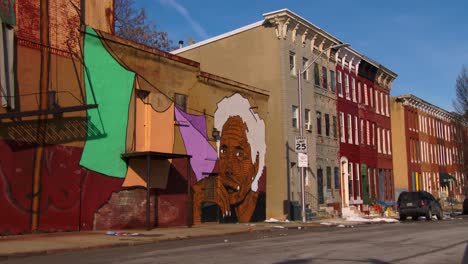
left=212, top=128, right=220, bottom=141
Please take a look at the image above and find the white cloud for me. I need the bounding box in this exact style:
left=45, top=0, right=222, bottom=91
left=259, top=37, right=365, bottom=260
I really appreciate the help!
left=158, top=0, right=209, bottom=40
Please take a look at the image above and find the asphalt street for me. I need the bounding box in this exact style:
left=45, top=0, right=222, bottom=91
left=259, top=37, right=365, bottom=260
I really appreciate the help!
left=3, top=216, right=468, bottom=264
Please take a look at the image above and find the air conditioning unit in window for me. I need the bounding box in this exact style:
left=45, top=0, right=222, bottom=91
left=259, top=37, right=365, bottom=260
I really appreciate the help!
left=305, top=123, right=312, bottom=131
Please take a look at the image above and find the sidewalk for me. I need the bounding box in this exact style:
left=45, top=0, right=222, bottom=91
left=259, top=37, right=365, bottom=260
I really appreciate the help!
left=0, top=217, right=397, bottom=259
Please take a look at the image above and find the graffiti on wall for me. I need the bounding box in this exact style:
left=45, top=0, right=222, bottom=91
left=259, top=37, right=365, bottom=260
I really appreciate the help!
left=192, top=94, right=266, bottom=223
left=0, top=25, right=266, bottom=234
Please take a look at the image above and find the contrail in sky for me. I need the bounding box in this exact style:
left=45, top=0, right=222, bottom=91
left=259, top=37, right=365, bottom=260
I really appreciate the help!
left=158, top=0, right=209, bottom=40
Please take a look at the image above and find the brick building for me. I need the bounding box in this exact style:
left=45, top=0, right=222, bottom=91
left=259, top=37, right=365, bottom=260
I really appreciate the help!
left=391, top=95, right=467, bottom=202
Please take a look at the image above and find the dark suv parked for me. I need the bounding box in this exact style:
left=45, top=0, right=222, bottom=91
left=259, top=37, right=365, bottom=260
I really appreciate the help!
left=397, top=191, right=443, bottom=221
left=463, top=197, right=468, bottom=215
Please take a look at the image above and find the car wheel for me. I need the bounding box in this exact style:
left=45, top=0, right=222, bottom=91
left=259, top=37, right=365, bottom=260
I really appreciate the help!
left=399, top=214, right=406, bottom=221
left=412, top=216, right=418, bottom=221
left=436, top=210, right=443, bottom=220
left=426, top=208, right=432, bottom=220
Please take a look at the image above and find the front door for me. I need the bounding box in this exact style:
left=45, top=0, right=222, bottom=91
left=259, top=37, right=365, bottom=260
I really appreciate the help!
left=317, top=169, right=324, bottom=204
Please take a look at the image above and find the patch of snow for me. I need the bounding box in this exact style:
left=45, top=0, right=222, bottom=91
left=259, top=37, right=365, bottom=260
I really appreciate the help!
left=320, top=222, right=333, bottom=226
left=345, top=216, right=398, bottom=223
left=338, top=224, right=345, bottom=228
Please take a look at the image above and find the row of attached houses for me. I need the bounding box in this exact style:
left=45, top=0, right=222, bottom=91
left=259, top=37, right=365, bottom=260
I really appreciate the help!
left=173, top=9, right=401, bottom=218
left=0, top=2, right=466, bottom=234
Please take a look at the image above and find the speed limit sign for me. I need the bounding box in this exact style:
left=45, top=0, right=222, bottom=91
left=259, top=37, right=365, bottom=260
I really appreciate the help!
left=295, top=136, right=307, bottom=153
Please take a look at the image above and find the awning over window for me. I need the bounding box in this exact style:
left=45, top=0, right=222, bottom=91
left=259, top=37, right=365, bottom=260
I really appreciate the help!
left=439, top=172, right=456, bottom=187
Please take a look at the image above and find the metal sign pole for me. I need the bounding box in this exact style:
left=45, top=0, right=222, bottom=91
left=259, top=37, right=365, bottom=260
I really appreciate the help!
left=297, top=68, right=307, bottom=223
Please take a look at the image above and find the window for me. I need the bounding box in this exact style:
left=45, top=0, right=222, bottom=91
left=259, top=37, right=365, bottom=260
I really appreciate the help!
left=325, top=114, right=330, bottom=136
left=372, top=123, right=376, bottom=146
left=385, top=94, right=389, bottom=115
left=380, top=92, right=384, bottom=115
left=382, top=128, right=386, bottom=154
left=333, top=116, right=337, bottom=138
left=322, top=66, right=328, bottom=89
left=316, top=111, right=322, bottom=135
left=351, top=77, right=356, bottom=102
left=377, top=127, right=381, bottom=153
left=375, top=89, right=379, bottom=113
left=314, top=63, right=320, bottom=86
left=364, top=84, right=368, bottom=105
left=334, top=167, right=339, bottom=189
left=302, top=58, right=308, bottom=79
left=305, top=108, right=311, bottom=129
left=354, top=116, right=358, bottom=145
left=289, top=51, right=296, bottom=75
left=344, top=74, right=350, bottom=99
left=360, top=119, right=364, bottom=144
left=347, top=114, right=352, bottom=144
left=330, top=70, right=335, bottom=92
left=358, top=82, right=362, bottom=104
left=356, top=164, right=360, bottom=197
left=370, top=87, right=374, bottom=107
left=327, top=166, right=332, bottom=189
left=349, top=162, right=354, bottom=199
left=175, top=93, right=187, bottom=111
left=366, top=120, right=370, bottom=145
left=337, top=71, right=343, bottom=97
left=1, top=20, right=15, bottom=109
left=340, top=112, right=345, bottom=142
left=292, top=105, right=298, bottom=128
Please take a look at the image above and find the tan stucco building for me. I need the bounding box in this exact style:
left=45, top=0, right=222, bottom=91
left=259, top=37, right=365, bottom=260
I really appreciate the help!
left=173, top=9, right=347, bottom=219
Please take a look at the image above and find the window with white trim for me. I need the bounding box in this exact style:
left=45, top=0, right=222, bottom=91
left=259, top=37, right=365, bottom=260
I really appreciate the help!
left=347, top=114, right=352, bottom=144
left=292, top=105, right=298, bottom=128
left=364, top=84, right=368, bottom=105
left=289, top=51, right=296, bottom=75
left=340, top=112, right=345, bottom=142
left=337, top=71, right=343, bottom=97
left=358, top=82, right=362, bottom=104
left=382, top=128, right=386, bottom=154
left=387, top=130, right=391, bottom=155
left=370, top=87, right=374, bottom=108
left=344, top=74, right=350, bottom=100
left=354, top=116, right=358, bottom=145
left=372, top=123, right=375, bottom=147
left=366, top=120, right=370, bottom=145
left=386, top=94, right=389, bottom=116
left=351, top=77, right=356, bottom=102
left=380, top=92, right=384, bottom=114
left=377, top=127, right=381, bottom=153
left=360, top=119, right=364, bottom=144
left=375, top=89, right=379, bottom=114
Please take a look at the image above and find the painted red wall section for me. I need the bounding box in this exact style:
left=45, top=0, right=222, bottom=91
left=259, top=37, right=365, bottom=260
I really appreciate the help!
left=0, top=140, right=35, bottom=234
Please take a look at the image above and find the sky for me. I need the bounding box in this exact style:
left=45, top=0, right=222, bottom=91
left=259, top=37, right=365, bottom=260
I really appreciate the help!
left=136, top=0, right=468, bottom=112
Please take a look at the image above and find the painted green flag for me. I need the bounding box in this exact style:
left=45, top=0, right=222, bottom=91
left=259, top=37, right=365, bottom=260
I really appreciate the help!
left=80, top=27, right=135, bottom=178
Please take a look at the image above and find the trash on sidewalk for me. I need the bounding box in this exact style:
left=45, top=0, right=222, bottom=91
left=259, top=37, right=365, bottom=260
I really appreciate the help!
left=105, top=231, right=141, bottom=236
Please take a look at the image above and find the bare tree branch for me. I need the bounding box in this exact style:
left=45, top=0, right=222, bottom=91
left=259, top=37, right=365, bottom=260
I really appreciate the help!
left=114, top=0, right=176, bottom=51
left=453, top=65, right=468, bottom=121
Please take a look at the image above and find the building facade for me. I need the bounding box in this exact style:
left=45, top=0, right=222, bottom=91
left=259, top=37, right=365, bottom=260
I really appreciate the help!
left=391, top=95, right=467, bottom=202
left=174, top=9, right=349, bottom=219
left=0, top=0, right=269, bottom=234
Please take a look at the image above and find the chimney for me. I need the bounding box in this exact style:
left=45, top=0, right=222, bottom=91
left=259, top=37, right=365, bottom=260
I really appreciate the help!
left=178, top=40, right=184, bottom=49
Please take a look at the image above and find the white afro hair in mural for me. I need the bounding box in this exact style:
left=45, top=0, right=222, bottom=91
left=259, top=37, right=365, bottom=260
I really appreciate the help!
left=214, top=93, right=266, bottom=192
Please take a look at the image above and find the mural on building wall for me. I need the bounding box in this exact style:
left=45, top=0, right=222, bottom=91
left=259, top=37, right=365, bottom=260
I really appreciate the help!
left=192, top=94, right=266, bottom=223
left=0, top=25, right=266, bottom=234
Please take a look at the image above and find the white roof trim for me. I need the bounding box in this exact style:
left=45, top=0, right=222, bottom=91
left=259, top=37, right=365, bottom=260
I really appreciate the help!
left=171, top=21, right=264, bottom=54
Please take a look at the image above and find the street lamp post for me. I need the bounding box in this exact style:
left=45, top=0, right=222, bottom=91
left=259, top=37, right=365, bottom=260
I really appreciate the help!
left=297, top=43, right=350, bottom=223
